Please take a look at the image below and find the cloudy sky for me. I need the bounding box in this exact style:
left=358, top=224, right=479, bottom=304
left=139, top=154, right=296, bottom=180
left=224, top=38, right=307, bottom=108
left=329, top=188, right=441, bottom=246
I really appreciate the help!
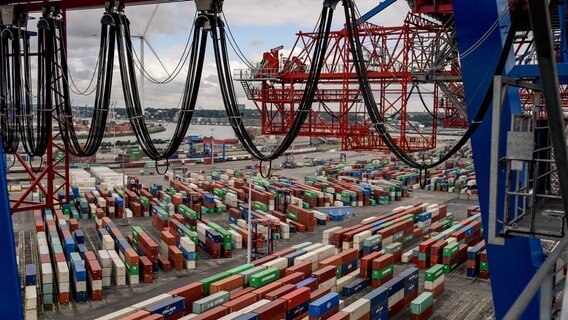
left=33, top=0, right=411, bottom=109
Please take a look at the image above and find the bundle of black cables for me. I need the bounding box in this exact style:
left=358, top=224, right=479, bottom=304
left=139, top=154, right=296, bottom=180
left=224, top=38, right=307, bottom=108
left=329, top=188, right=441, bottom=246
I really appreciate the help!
left=342, top=0, right=518, bottom=178
left=17, top=15, right=52, bottom=157
left=49, top=11, right=116, bottom=157
left=114, top=11, right=208, bottom=166
left=0, top=26, right=21, bottom=154
left=211, top=1, right=339, bottom=172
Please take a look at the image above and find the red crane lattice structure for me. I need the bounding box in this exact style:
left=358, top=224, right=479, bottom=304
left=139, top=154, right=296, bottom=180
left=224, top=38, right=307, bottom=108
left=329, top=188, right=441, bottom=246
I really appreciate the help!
left=235, top=12, right=464, bottom=152
left=4, top=0, right=192, bottom=213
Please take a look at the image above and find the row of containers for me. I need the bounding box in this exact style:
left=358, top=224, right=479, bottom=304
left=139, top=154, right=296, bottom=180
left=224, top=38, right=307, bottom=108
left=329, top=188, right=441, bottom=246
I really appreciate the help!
left=94, top=201, right=475, bottom=320
left=315, top=146, right=477, bottom=196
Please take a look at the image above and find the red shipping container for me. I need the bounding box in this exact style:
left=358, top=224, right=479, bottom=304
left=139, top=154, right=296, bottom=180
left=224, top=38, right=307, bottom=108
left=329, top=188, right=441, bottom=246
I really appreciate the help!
left=140, top=315, right=164, bottom=320
left=311, top=266, right=336, bottom=284
left=410, top=305, right=434, bottom=320
left=223, top=292, right=259, bottom=312
left=310, top=287, right=331, bottom=301
left=191, top=306, right=229, bottom=320
left=230, top=287, right=256, bottom=300
left=360, top=252, right=382, bottom=279
left=91, top=290, right=103, bottom=301
left=281, top=287, right=311, bottom=310
left=277, top=272, right=304, bottom=286
left=120, top=310, right=151, bottom=320
left=158, top=255, right=171, bottom=272
left=252, top=255, right=277, bottom=266
left=210, top=275, right=244, bottom=294
left=285, top=261, right=312, bottom=279
left=168, top=282, right=203, bottom=313
left=253, top=298, right=287, bottom=320
left=161, top=231, right=176, bottom=246
left=327, top=311, right=350, bottom=320
left=251, top=281, right=283, bottom=300
left=264, top=284, right=297, bottom=301
left=58, top=292, right=69, bottom=304
left=84, top=251, right=98, bottom=262
left=273, top=247, right=296, bottom=257
left=372, top=254, right=394, bottom=270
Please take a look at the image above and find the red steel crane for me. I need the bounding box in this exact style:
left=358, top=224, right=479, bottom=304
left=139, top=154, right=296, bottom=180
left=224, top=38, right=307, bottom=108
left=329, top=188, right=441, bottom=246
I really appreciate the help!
left=235, top=10, right=464, bottom=152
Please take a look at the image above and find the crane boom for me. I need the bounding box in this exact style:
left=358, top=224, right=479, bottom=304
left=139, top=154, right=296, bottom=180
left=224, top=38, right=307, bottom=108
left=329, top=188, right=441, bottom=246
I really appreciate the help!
left=360, top=0, right=397, bottom=22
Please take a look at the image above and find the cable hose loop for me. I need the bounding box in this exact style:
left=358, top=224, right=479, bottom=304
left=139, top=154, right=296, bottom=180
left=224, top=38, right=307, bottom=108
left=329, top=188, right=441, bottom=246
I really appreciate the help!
left=155, top=158, right=170, bottom=175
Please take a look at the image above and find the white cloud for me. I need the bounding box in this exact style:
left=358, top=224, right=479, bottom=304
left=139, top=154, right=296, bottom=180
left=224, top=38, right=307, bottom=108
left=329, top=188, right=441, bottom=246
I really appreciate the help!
left=26, top=1, right=414, bottom=110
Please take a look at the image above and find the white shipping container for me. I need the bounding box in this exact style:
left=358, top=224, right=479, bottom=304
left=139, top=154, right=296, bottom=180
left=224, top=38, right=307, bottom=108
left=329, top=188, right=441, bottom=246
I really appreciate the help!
left=102, top=268, right=111, bottom=278
left=342, top=298, right=370, bottom=320
left=128, top=273, right=139, bottom=285
left=41, top=263, right=53, bottom=284
left=318, top=277, right=336, bottom=290
left=342, top=241, right=353, bottom=250
left=262, top=257, right=288, bottom=271
left=56, top=262, right=69, bottom=283
left=25, top=286, right=37, bottom=310
left=103, top=277, right=111, bottom=287
left=102, top=235, right=114, bottom=250
left=303, top=243, right=324, bottom=252
left=94, top=307, right=137, bottom=320
left=336, top=274, right=356, bottom=293
left=74, top=280, right=87, bottom=292
left=314, top=245, right=335, bottom=262
left=387, top=289, right=404, bottom=307
left=97, top=250, right=112, bottom=268
left=58, top=281, right=70, bottom=293
left=184, top=260, right=196, bottom=270
left=180, top=237, right=196, bottom=252
left=25, top=309, right=38, bottom=320
left=353, top=231, right=372, bottom=250
left=294, top=251, right=320, bottom=271
left=115, top=275, right=126, bottom=286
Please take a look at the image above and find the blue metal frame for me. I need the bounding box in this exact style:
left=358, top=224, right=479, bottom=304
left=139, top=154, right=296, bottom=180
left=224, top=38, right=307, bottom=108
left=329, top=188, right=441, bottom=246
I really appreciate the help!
left=360, top=0, right=397, bottom=22
left=0, top=140, right=24, bottom=320
left=453, top=1, right=543, bottom=318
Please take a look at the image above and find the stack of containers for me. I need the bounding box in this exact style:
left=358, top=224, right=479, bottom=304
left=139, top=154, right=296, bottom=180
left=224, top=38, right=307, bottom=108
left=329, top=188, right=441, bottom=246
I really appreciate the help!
left=479, top=250, right=489, bottom=279
left=97, top=250, right=112, bottom=287
left=429, top=240, right=447, bottom=266
left=424, top=264, right=445, bottom=296
left=159, top=231, right=175, bottom=257
left=25, top=285, right=38, bottom=320
left=108, top=250, right=126, bottom=286
left=281, top=287, right=311, bottom=319
left=442, top=241, right=467, bottom=273
left=84, top=252, right=103, bottom=300
left=384, top=243, right=403, bottom=262
left=309, top=292, right=340, bottom=319
left=363, top=287, right=388, bottom=320
left=416, top=239, right=436, bottom=269
left=371, top=254, right=394, bottom=288
left=139, top=256, right=153, bottom=283
left=132, top=226, right=158, bottom=273
left=179, top=236, right=197, bottom=270
left=362, top=235, right=382, bottom=256
left=410, top=292, right=434, bottom=320
left=36, top=232, right=53, bottom=307
left=466, top=241, right=486, bottom=278
left=398, top=268, right=419, bottom=304
left=24, top=264, right=38, bottom=320
left=380, top=276, right=406, bottom=317
left=72, top=259, right=87, bottom=302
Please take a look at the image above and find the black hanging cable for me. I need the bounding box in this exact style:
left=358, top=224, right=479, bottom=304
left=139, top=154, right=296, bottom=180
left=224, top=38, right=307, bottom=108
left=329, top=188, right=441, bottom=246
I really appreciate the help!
left=212, top=3, right=337, bottom=163
left=414, top=84, right=453, bottom=120
left=0, top=27, right=20, bottom=153
left=19, top=15, right=52, bottom=157
left=50, top=11, right=116, bottom=157
left=343, top=0, right=518, bottom=170
left=116, top=11, right=208, bottom=161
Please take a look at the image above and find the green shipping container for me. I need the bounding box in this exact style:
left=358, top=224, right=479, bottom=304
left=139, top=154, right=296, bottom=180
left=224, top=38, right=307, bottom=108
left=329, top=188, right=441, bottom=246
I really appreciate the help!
left=250, top=267, right=280, bottom=288
left=425, top=264, right=445, bottom=282
left=227, top=263, right=255, bottom=276
left=443, top=242, right=459, bottom=257
left=125, top=261, right=139, bottom=275
left=410, top=292, right=434, bottom=315
left=253, top=201, right=268, bottom=212
left=444, top=261, right=459, bottom=274
left=480, top=261, right=489, bottom=272
left=287, top=211, right=298, bottom=221
left=200, top=272, right=231, bottom=294
left=303, top=190, right=318, bottom=199
left=371, top=265, right=394, bottom=280
left=336, top=266, right=343, bottom=279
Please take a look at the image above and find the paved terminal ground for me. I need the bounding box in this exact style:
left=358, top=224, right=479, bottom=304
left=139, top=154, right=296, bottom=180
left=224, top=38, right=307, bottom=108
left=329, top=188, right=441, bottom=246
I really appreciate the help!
left=11, top=154, right=495, bottom=320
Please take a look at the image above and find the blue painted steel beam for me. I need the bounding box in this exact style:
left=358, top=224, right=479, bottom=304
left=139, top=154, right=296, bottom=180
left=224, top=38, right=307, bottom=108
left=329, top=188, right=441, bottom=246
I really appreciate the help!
left=0, top=140, right=23, bottom=320
left=360, top=0, right=397, bottom=22
left=453, top=1, right=543, bottom=319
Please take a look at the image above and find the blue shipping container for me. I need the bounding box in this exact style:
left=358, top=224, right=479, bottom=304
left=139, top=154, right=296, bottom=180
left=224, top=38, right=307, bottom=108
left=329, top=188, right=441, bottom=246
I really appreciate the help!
left=380, top=276, right=404, bottom=296
left=342, top=278, right=368, bottom=297
left=284, top=250, right=306, bottom=267
left=296, top=277, right=317, bottom=289
left=146, top=296, right=185, bottom=317
left=309, top=292, right=340, bottom=318
left=235, top=312, right=259, bottom=320
left=287, top=301, right=309, bottom=320
left=25, top=264, right=37, bottom=286
left=363, top=287, right=388, bottom=308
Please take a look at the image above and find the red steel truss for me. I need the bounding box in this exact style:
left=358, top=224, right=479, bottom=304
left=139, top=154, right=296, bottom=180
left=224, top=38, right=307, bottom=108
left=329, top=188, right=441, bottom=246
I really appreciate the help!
left=236, top=12, right=463, bottom=151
